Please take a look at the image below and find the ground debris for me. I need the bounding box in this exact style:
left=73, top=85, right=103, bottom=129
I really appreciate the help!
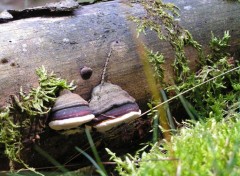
left=0, top=0, right=80, bottom=23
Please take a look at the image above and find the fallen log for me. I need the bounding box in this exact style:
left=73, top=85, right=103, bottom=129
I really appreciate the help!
left=0, top=0, right=239, bottom=171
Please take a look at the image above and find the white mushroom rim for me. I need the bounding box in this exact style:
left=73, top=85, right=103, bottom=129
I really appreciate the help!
left=94, top=110, right=141, bottom=133
left=49, top=114, right=95, bottom=130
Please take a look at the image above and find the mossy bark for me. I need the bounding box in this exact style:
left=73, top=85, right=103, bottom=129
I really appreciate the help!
left=0, top=0, right=240, bottom=170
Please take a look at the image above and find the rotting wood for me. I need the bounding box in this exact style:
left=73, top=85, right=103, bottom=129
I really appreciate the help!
left=0, top=0, right=240, bottom=170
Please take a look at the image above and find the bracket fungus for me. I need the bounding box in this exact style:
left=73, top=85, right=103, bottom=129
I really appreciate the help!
left=49, top=89, right=95, bottom=130
left=88, top=82, right=141, bottom=133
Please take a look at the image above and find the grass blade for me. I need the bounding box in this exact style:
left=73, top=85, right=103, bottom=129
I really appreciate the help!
left=160, top=89, right=176, bottom=131
left=85, top=128, right=107, bottom=175
left=34, top=145, right=70, bottom=175
left=75, top=147, right=106, bottom=176
left=152, top=113, right=159, bottom=143
left=175, top=88, right=197, bottom=121
left=185, top=99, right=200, bottom=120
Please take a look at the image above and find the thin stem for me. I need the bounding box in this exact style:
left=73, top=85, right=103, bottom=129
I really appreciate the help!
left=100, top=48, right=113, bottom=86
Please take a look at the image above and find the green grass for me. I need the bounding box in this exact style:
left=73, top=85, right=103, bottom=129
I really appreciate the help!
left=107, top=116, right=240, bottom=176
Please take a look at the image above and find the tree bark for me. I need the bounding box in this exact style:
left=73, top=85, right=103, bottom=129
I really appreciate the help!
left=0, top=0, right=239, bottom=171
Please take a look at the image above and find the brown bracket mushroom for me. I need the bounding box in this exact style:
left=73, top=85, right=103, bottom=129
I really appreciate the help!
left=49, top=89, right=95, bottom=130
left=88, top=82, right=141, bottom=133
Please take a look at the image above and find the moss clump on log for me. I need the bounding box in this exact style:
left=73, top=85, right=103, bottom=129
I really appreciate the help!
left=0, top=66, right=75, bottom=172
left=130, top=0, right=203, bottom=83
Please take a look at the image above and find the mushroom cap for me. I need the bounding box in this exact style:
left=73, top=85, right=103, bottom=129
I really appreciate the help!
left=52, top=90, right=88, bottom=112
left=89, top=83, right=136, bottom=115
left=49, top=90, right=95, bottom=131
left=89, top=102, right=140, bottom=123
left=51, top=105, right=93, bottom=121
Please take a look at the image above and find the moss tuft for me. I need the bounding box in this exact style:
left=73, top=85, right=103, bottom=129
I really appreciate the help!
left=0, top=66, right=76, bottom=172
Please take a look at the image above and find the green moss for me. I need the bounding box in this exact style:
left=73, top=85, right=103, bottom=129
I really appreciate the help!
left=147, top=50, right=165, bottom=84
left=130, top=0, right=202, bottom=82
left=0, top=107, right=22, bottom=167
left=108, top=117, right=240, bottom=175
left=175, top=31, right=240, bottom=120
left=0, top=66, right=76, bottom=172
left=131, top=0, right=240, bottom=122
